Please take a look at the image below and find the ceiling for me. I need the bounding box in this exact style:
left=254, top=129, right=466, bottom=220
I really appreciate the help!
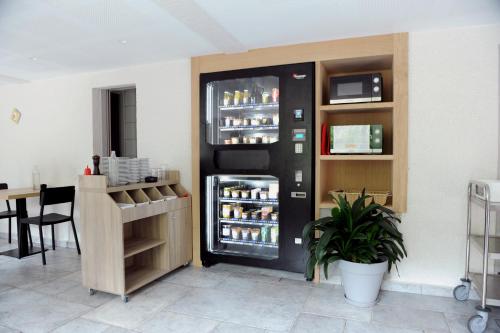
left=0, top=0, right=499, bottom=84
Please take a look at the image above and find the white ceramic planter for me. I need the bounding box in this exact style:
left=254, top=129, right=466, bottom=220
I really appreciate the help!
left=338, top=259, right=388, bottom=307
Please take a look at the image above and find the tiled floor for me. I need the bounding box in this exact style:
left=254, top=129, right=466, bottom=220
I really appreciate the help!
left=0, top=239, right=499, bottom=333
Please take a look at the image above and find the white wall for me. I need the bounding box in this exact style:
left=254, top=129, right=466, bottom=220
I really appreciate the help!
left=0, top=59, right=191, bottom=245
left=401, top=24, right=500, bottom=287
left=1, top=24, right=499, bottom=290
left=319, top=24, right=500, bottom=291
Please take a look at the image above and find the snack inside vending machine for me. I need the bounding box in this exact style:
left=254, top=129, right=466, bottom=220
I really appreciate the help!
left=200, top=63, right=314, bottom=273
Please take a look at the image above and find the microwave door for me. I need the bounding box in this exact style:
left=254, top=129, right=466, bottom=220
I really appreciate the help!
left=330, top=75, right=372, bottom=104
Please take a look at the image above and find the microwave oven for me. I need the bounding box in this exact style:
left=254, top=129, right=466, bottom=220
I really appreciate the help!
left=330, top=125, right=383, bottom=154
left=329, top=73, right=382, bottom=104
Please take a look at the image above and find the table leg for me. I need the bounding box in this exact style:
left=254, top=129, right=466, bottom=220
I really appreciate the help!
left=0, top=198, right=45, bottom=258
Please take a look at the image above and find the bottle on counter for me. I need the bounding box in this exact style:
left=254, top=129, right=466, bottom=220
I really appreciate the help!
left=32, top=165, right=40, bottom=190
left=109, top=151, right=119, bottom=186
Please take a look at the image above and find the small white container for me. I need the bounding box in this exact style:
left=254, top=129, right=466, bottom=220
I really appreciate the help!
left=233, top=206, right=243, bottom=219
left=241, top=228, right=250, bottom=240
left=222, top=204, right=233, bottom=218
left=251, top=188, right=261, bottom=199
left=222, top=225, right=231, bottom=237
left=231, top=227, right=241, bottom=240
left=273, top=114, right=279, bottom=125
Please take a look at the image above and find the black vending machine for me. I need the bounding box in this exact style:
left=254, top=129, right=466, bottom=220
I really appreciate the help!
left=200, top=62, right=314, bottom=273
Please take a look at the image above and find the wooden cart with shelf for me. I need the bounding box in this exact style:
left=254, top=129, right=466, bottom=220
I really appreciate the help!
left=79, top=171, right=192, bottom=302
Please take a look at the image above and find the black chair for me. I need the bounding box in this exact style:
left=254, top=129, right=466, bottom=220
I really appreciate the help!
left=0, top=183, right=32, bottom=246
left=20, top=185, right=80, bottom=265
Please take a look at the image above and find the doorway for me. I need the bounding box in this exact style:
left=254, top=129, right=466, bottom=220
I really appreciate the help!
left=110, top=88, right=137, bottom=157
left=92, top=86, right=137, bottom=158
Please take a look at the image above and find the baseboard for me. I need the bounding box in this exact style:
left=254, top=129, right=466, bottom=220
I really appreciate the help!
left=0, top=232, right=78, bottom=249
left=318, top=270, right=480, bottom=299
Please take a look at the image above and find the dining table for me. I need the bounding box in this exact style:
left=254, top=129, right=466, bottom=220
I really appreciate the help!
left=0, top=187, right=44, bottom=258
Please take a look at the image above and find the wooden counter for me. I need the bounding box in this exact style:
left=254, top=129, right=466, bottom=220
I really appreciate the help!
left=79, top=171, right=192, bottom=301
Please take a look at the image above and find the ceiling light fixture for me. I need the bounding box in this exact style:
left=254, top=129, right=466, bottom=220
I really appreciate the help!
left=119, top=39, right=128, bottom=44
left=30, top=57, right=38, bottom=61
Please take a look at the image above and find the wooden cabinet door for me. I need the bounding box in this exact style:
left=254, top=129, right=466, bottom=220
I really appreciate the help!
left=168, top=208, right=191, bottom=270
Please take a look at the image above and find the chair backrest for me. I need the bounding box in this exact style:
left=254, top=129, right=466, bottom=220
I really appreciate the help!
left=0, top=183, right=11, bottom=211
left=40, top=185, right=75, bottom=216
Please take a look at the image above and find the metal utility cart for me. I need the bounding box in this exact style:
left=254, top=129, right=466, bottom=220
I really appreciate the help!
left=454, top=180, right=500, bottom=333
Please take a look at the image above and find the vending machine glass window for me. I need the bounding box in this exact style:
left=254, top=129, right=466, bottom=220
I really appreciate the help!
left=205, top=76, right=280, bottom=145
left=206, top=175, right=279, bottom=259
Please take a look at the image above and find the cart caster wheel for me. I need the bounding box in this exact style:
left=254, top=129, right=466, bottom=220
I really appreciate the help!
left=121, top=295, right=129, bottom=303
left=453, top=284, right=470, bottom=301
left=88, top=288, right=95, bottom=296
left=468, top=314, right=487, bottom=333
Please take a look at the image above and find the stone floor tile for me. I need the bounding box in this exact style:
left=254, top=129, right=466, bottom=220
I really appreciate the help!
left=250, top=280, right=312, bottom=303
left=0, top=288, right=91, bottom=333
left=0, top=265, right=71, bottom=289
left=167, top=287, right=302, bottom=331
left=372, top=304, right=449, bottom=331
left=135, top=311, right=219, bottom=333
left=206, top=263, right=252, bottom=274
left=0, top=325, right=20, bottom=333
left=51, top=318, right=111, bottom=333
left=212, top=322, right=265, bottom=333
left=216, top=276, right=312, bottom=303
left=1, top=239, right=496, bottom=333
left=290, top=313, right=345, bottom=333
left=303, top=287, right=372, bottom=322
left=444, top=312, right=499, bottom=333
left=83, top=282, right=189, bottom=329
left=55, top=285, right=115, bottom=308
left=228, top=271, right=281, bottom=284
left=162, top=266, right=230, bottom=288
left=345, top=320, right=423, bottom=333
left=30, top=272, right=80, bottom=295
left=0, top=284, right=13, bottom=295
left=102, top=326, right=137, bottom=333
left=378, top=290, right=477, bottom=315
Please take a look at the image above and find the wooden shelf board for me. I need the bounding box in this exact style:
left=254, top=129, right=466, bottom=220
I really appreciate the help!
left=319, top=200, right=392, bottom=210
left=125, top=266, right=167, bottom=294
left=320, top=155, right=394, bottom=161
left=320, top=102, right=393, bottom=113
left=124, top=238, right=166, bottom=259
left=320, top=55, right=393, bottom=73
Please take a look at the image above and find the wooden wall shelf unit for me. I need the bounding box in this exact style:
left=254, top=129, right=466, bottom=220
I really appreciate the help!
left=316, top=48, right=407, bottom=214
left=191, top=33, right=408, bottom=268
left=79, top=171, right=192, bottom=301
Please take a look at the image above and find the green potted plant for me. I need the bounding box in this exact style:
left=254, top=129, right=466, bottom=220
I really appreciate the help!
left=302, top=192, right=407, bottom=307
